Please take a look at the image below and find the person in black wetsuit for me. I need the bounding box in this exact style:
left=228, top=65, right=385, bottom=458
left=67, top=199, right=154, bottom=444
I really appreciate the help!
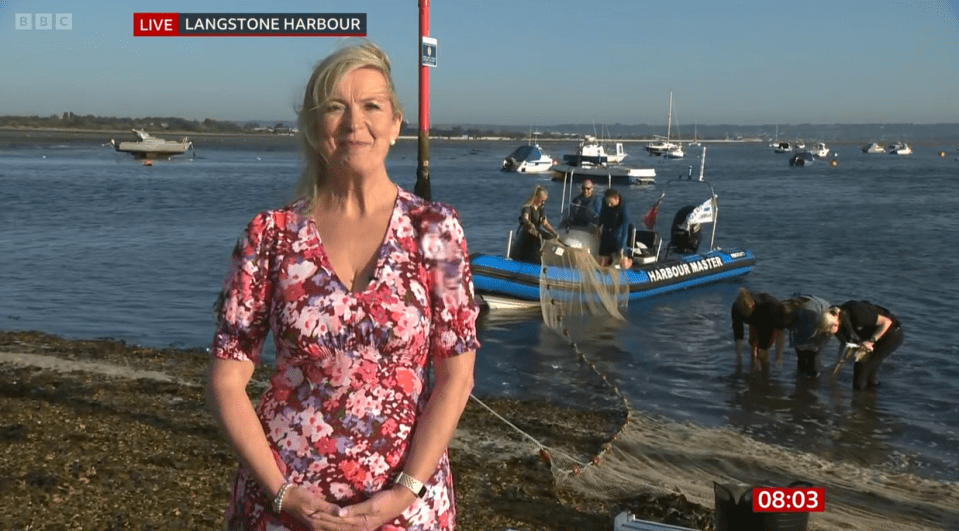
left=825, top=300, right=903, bottom=390
left=597, top=188, right=632, bottom=268
left=731, top=288, right=788, bottom=360
left=509, top=185, right=557, bottom=263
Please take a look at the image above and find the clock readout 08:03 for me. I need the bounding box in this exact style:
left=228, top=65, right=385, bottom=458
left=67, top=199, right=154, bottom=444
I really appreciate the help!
left=752, top=486, right=825, bottom=512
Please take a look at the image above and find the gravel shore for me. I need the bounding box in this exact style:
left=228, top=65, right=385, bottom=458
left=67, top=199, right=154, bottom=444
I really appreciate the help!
left=0, top=330, right=714, bottom=530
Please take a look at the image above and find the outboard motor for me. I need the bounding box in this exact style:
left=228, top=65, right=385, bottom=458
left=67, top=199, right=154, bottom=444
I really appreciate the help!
left=669, top=204, right=701, bottom=254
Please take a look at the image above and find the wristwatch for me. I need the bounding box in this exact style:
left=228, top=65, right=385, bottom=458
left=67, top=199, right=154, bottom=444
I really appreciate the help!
left=396, top=472, right=427, bottom=498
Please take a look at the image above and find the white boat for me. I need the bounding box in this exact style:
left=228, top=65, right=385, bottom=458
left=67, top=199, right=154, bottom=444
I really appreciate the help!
left=862, top=142, right=885, bottom=154
left=108, top=129, right=193, bottom=159
left=571, top=135, right=627, bottom=164
left=688, top=123, right=701, bottom=147
left=549, top=155, right=656, bottom=186
left=551, top=135, right=654, bottom=185
left=810, top=142, right=829, bottom=158
left=774, top=141, right=793, bottom=153
left=664, top=144, right=685, bottom=159
left=646, top=91, right=683, bottom=158
left=888, top=142, right=912, bottom=155
left=502, top=142, right=555, bottom=173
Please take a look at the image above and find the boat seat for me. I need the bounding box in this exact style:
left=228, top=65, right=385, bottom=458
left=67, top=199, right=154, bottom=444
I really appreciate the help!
left=629, top=227, right=660, bottom=264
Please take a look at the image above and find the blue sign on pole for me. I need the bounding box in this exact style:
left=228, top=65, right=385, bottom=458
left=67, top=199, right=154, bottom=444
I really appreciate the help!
left=421, top=36, right=437, bottom=67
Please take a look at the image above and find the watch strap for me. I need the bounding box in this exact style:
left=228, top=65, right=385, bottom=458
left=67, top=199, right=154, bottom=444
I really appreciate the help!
left=396, top=472, right=427, bottom=498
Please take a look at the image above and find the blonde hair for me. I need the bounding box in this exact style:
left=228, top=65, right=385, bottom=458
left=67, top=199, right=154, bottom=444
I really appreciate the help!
left=523, top=185, right=548, bottom=208
left=820, top=306, right=843, bottom=334
left=732, top=287, right=755, bottom=317
left=295, top=41, right=403, bottom=204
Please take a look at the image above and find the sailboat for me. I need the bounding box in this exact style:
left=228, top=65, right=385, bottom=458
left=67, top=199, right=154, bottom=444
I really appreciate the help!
left=646, top=91, right=683, bottom=158
left=688, top=122, right=701, bottom=147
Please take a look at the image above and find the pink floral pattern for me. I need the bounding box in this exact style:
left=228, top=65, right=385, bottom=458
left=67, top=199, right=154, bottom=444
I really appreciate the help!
left=212, top=188, right=480, bottom=531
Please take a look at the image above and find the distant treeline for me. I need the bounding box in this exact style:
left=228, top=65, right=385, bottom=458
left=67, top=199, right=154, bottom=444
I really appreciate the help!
left=3, top=113, right=957, bottom=142
left=0, top=113, right=289, bottom=134
left=440, top=122, right=959, bottom=142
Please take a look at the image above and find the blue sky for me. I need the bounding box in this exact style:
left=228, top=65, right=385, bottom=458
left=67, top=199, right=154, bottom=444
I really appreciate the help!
left=2, top=0, right=958, bottom=126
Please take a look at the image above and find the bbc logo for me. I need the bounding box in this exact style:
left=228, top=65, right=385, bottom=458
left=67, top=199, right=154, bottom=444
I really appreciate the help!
left=15, top=13, right=73, bottom=30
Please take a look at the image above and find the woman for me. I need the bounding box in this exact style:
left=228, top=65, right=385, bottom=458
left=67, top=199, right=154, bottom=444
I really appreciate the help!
left=510, top=185, right=557, bottom=263
left=783, top=294, right=832, bottom=377
left=207, top=42, right=480, bottom=531
left=825, top=300, right=903, bottom=390
left=731, top=288, right=787, bottom=360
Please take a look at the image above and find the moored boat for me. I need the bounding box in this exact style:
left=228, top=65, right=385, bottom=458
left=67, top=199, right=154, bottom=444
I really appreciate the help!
left=108, top=129, right=193, bottom=159
left=502, top=143, right=555, bottom=173
left=810, top=142, right=829, bottom=158
left=862, top=142, right=885, bottom=154
left=888, top=142, right=912, bottom=155
left=549, top=155, right=656, bottom=186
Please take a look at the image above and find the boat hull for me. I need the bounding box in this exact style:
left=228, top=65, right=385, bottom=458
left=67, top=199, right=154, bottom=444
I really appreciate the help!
left=550, top=165, right=655, bottom=185
left=470, top=248, right=756, bottom=305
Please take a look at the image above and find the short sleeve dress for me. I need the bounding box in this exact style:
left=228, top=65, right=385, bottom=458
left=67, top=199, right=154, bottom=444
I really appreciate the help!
left=211, top=187, right=481, bottom=531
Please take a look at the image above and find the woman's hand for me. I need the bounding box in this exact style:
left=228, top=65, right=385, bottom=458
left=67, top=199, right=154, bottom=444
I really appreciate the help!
left=283, top=485, right=350, bottom=530
left=335, top=486, right=416, bottom=530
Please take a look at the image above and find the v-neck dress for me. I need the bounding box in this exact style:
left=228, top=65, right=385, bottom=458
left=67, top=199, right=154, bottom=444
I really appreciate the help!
left=211, top=187, right=481, bottom=531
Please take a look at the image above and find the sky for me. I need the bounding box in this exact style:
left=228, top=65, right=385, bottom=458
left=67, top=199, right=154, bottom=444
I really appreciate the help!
left=2, top=0, right=958, bottom=127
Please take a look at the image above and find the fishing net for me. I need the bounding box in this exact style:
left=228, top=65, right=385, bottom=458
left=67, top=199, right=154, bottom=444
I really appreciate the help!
left=538, top=238, right=629, bottom=328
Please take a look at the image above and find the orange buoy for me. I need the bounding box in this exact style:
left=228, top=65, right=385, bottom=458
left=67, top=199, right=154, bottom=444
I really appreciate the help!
left=830, top=159, right=837, bottom=167
left=143, top=159, right=152, bottom=166
left=939, top=151, right=946, bottom=157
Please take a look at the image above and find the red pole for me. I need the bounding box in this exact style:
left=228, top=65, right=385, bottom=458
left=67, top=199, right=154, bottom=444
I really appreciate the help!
left=414, top=0, right=431, bottom=200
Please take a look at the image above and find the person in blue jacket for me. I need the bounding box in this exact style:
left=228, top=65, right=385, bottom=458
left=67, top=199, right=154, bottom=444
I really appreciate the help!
left=597, top=188, right=631, bottom=268
left=566, top=179, right=602, bottom=227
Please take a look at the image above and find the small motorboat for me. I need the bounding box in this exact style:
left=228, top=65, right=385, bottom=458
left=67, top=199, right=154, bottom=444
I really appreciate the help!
left=550, top=135, right=654, bottom=186
left=810, top=142, right=829, bottom=158
left=862, top=142, right=885, bottom=154
left=774, top=141, right=793, bottom=153
left=789, top=152, right=814, bottom=166
left=108, top=129, right=193, bottom=159
left=887, top=142, right=913, bottom=155
left=549, top=154, right=656, bottom=186
left=472, top=150, right=755, bottom=311
left=502, top=143, right=555, bottom=173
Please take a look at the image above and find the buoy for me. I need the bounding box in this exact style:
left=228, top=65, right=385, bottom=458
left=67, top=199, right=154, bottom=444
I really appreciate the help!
left=939, top=151, right=945, bottom=157
left=830, top=159, right=837, bottom=167
left=143, top=159, right=152, bottom=166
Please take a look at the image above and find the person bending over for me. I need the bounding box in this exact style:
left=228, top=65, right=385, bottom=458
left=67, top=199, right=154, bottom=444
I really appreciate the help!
left=825, top=300, right=903, bottom=390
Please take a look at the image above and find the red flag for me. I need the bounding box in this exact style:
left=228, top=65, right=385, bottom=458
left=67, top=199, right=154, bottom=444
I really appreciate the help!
left=643, top=205, right=659, bottom=230
left=643, top=194, right=665, bottom=229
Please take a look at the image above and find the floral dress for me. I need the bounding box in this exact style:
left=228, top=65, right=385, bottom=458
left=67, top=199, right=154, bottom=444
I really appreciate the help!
left=211, top=188, right=480, bottom=531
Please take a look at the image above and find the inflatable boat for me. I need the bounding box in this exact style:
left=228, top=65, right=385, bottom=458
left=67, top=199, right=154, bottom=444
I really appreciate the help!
left=471, top=175, right=756, bottom=311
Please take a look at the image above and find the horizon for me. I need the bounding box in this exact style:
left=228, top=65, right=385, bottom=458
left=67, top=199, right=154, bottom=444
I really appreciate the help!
left=2, top=1, right=958, bottom=126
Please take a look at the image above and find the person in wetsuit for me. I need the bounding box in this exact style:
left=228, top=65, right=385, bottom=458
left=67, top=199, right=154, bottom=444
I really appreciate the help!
left=597, top=188, right=632, bottom=268
left=510, top=185, right=557, bottom=263
left=825, top=300, right=903, bottom=390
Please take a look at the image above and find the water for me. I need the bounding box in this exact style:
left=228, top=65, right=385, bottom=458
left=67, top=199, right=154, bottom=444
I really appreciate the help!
left=3, top=136, right=959, bottom=528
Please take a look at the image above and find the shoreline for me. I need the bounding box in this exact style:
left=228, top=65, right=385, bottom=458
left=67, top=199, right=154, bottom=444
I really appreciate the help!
left=0, top=329, right=714, bottom=531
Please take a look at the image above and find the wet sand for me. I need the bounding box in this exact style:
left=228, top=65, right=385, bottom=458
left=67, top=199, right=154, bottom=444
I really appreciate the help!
left=0, top=330, right=713, bottom=531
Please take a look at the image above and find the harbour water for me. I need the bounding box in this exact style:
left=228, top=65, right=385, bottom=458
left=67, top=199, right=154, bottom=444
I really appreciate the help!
left=2, top=134, right=958, bottom=529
